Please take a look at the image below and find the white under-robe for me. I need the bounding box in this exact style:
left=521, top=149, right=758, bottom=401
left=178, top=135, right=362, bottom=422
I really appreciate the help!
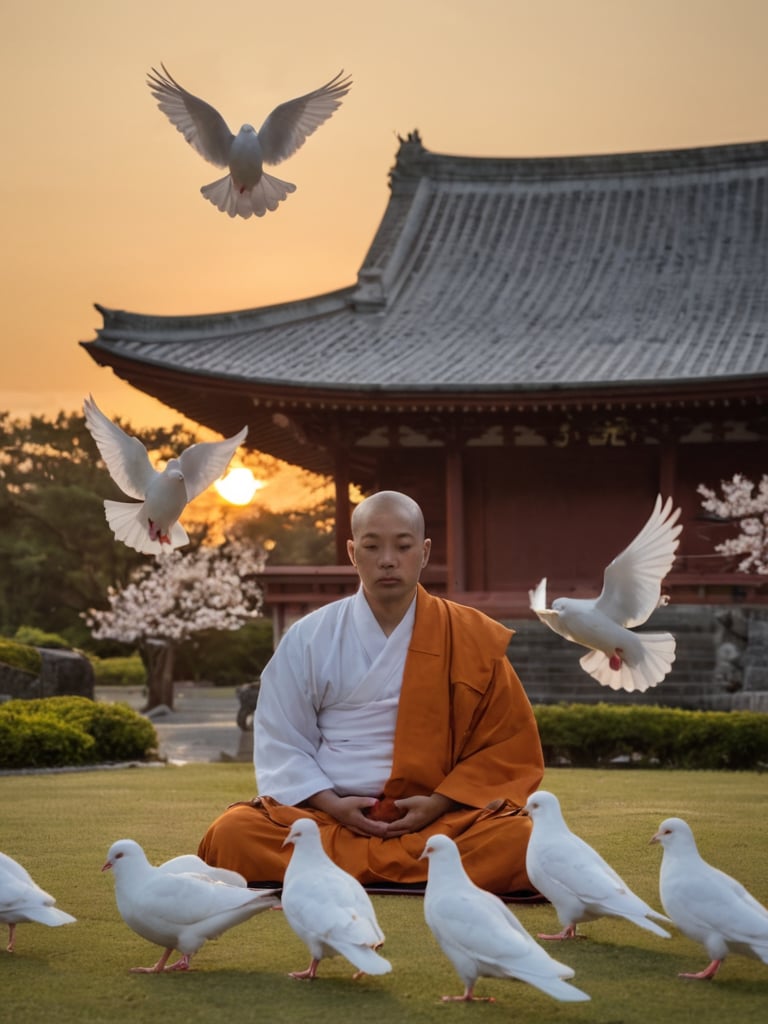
left=254, top=588, right=416, bottom=805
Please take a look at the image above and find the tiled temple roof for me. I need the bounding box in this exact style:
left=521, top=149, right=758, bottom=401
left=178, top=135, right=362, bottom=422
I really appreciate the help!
left=84, top=134, right=768, bottom=404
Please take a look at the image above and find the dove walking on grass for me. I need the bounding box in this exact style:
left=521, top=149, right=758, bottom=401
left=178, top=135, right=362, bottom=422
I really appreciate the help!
left=280, top=818, right=391, bottom=980
left=101, top=839, right=279, bottom=972
left=651, top=817, right=768, bottom=980
left=420, top=834, right=590, bottom=1004
left=0, top=851, right=76, bottom=952
left=147, top=65, right=352, bottom=218
left=83, top=394, right=247, bottom=554
left=525, top=791, right=671, bottom=941
left=529, top=494, right=682, bottom=692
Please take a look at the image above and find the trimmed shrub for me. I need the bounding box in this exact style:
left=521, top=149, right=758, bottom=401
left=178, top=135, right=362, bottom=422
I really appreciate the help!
left=13, top=626, right=71, bottom=649
left=90, top=654, right=147, bottom=687
left=0, top=638, right=42, bottom=676
left=533, top=703, right=768, bottom=770
left=0, top=710, right=95, bottom=768
left=0, top=696, right=157, bottom=769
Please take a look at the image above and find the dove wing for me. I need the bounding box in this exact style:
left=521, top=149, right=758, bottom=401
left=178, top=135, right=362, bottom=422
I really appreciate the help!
left=672, top=864, right=768, bottom=943
left=147, top=64, right=234, bottom=168
left=83, top=395, right=156, bottom=500
left=427, top=888, right=532, bottom=965
left=529, top=578, right=579, bottom=642
left=258, top=70, right=352, bottom=165
left=537, top=836, right=628, bottom=905
left=177, top=426, right=247, bottom=502
left=594, top=495, right=682, bottom=627
left=143, top=872, right=263, bottom=925
left=0, top=853, right=35, bottom=887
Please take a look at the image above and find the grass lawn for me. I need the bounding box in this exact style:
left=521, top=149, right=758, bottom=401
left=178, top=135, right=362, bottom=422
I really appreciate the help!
left=1, top=764, right=766, bottom=1024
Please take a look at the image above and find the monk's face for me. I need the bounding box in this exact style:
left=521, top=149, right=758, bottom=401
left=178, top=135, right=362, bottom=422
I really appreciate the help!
left=347, top=497, right=431, bottom=606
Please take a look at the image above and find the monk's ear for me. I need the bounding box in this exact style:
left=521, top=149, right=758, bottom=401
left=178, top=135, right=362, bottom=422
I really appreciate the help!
left=346, top=538, right=357, bottom=567
left=421, top=538, right=432, bottom=568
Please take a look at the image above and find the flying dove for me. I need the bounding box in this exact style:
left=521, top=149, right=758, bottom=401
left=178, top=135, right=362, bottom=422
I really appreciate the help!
left=651, top=816, right=768, bottom=979
left=529, top=494, right=682, bottom=692
left=101, top=839, right=279, bottom=972
left=280, top=817, right=391, bottom=980
left=83, top=394, right=247, bottom=554
left=525, top=790, right=671, bottom=940
left=420, top=834, right=590, bottom=1003
left=147, top=65, right=352, bottom=218
left=0, top=851, right=76, bottom=952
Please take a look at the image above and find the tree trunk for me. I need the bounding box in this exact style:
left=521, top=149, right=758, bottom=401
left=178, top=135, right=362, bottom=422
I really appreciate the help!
left=140, top=639, right=175, bottom=711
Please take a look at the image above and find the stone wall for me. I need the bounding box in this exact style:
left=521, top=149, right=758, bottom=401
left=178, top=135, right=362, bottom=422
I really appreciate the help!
left=0, top=648, right=94, bottom=701
left=505, top=604, right=768, bottom=710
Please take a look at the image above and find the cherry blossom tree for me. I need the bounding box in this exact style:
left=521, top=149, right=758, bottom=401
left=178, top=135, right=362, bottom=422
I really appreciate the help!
left=698, top=474, right=768, bottom=575
left=84, top=541, right=265, bottom=710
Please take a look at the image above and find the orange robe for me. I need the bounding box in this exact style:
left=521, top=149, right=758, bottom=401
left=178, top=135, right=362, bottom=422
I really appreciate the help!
left=198, top=585, right=544, bottom=895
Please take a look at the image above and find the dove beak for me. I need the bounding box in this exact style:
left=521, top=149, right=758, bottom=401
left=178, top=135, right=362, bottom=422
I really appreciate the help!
left=101, top=860, right=113, bottom=872
left=649, top=832, right=661, bottom=845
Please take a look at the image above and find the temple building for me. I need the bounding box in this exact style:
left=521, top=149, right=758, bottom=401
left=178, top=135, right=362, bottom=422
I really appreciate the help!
left=82, top=132, right=768, bottom=707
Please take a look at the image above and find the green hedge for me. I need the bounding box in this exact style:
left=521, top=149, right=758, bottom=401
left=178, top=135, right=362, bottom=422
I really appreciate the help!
left=90, top=654, right=147, bottom=687
left=13, top=625, right=71, bottom=649
left=533, top=703, right=768, bottom=771
left=0, top=696, right=157, bottom=769
left=0, top=638, right=42, bottom=676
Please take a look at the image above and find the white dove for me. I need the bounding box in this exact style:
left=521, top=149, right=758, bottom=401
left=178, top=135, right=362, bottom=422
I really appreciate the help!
left=147, top=65, right=352, bottom=218
left=421, top=834, right=590, bottom=1004
left=529, top=494, right=682, bottom=692
left=525, top=790, right=671, bottom=941
left=101, top=838, right=279, bottom=972
left=83, top=394, right=247, bottom=554
left=0, top=851, right=76, bottom=952
left=651, top=816, right=768, bottom=980
left=280, top=818, right=391, bottom=980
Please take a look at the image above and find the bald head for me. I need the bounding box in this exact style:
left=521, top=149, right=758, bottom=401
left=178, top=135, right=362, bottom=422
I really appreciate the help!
left=347, top=491, right=431, bottom=622
left=350, top=490, right=425, bottom=542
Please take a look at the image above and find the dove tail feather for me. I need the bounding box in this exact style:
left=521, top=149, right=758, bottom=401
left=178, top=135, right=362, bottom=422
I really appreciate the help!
left=104, top=500, right=188, bottom=554
left=22, top=906, right=77, bottom=927
left=623, top=914, right=671, bottom=939
left=524, top=975, right=591, bottom=1002
left=579, top=632, right=675, bottom=692
left=334, top=942, right=392, bottom=975
left=201, top=172, right=295, bottom=218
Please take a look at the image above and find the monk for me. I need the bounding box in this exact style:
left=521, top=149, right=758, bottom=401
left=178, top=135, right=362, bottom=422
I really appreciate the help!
left=198, top=490, right=544, bottom=895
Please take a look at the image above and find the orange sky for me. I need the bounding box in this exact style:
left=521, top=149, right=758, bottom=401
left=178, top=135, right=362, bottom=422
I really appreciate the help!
left=2, top=0, right=767, bottom=500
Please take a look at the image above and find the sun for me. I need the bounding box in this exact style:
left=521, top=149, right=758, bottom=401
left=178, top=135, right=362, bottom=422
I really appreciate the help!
left=214, top=467, right=263, bottom=506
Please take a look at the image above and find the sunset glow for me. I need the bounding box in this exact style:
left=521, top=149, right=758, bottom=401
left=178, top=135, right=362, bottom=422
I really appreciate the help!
left=215, top=467, right=263, bottom=506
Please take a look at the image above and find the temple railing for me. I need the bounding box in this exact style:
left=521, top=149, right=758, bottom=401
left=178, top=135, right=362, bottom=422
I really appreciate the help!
left=258, top=563, right=767, bottom=640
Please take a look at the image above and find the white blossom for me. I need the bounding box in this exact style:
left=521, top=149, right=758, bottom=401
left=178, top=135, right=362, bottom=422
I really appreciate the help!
left=698, top=474, right=768, bottom=575
left=84, top=540, right=265, bottom=643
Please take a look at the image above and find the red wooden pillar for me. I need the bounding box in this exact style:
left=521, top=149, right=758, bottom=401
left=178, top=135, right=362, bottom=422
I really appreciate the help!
left=445, top=445, right=466, bottom=595
left=334, top=445, right=351, bottom=564
left=659, top=439, right=677, bottom=499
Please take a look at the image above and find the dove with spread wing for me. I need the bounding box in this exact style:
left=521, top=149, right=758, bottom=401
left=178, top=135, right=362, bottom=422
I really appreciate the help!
left=147, top=65, right=352, bottom=218
left=420, top=834, right=590, bottom=1004
left=651, top=817, right=768, bottom=980
left=83, top=395, right=247, bottom=554
left=280, top=818, right=391, bottom=980
left=525, top=791, right=671, bottom=941
left=101, top=839, right=279, bottom=972
left=529, top=494, right=682, bottom=692
left=0, top=851, right=77, bottom=952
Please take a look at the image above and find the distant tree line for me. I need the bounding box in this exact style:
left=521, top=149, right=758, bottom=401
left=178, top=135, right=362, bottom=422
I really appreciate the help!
left=0, top=410, right=336, bottom=659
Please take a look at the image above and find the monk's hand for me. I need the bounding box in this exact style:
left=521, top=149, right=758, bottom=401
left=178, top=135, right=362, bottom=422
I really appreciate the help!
left=382, top=793, right=456, bottom=837
left=305, top=789, right=389, bottom=838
